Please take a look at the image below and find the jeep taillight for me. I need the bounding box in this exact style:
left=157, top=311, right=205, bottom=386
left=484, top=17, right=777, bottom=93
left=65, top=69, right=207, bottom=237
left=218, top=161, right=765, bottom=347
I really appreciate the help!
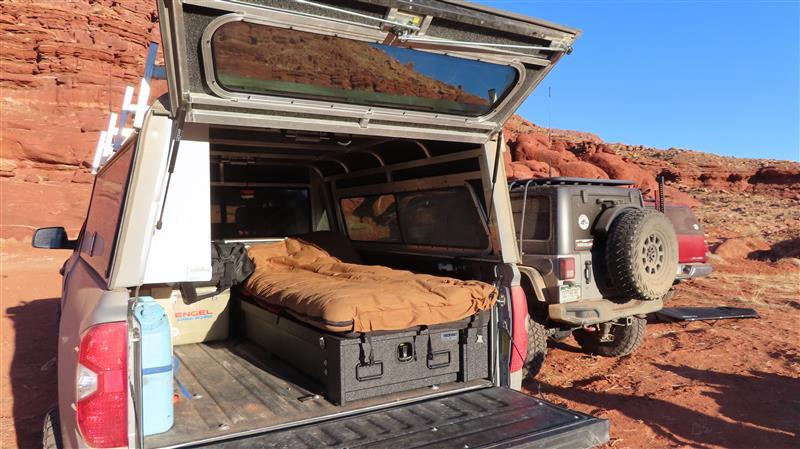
left=559, top=258, right=576, bottom=280
left=76, top=322, right=128, bottom=448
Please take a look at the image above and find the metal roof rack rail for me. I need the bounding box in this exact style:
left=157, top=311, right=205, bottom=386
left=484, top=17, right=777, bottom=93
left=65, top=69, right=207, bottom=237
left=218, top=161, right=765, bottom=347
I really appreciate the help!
left=508, top=177, right=635, bottom=189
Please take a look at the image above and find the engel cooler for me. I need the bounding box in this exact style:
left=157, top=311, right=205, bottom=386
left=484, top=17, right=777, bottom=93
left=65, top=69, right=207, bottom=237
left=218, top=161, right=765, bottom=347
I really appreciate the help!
left=141, top=285, right=230, bottom=345
left=134, top=296, right=174, bottom=436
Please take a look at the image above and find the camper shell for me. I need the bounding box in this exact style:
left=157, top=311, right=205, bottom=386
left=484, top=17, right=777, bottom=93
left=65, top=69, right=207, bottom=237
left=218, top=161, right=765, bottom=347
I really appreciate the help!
left=35, top=1, right=612, bottom=448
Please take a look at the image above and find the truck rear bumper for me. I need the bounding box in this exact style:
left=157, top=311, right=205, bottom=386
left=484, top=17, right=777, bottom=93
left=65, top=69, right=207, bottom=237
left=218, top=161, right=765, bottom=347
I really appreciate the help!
left=549, top=298, right=664, bottom=326
left=676, top=263, right=713, bottom=280
left=189, top=387, right=609, bottom=449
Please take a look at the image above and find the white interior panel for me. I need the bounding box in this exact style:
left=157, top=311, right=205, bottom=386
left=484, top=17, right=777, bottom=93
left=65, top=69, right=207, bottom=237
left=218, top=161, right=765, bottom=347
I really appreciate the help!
left=143, top=136, right=212, bottom=284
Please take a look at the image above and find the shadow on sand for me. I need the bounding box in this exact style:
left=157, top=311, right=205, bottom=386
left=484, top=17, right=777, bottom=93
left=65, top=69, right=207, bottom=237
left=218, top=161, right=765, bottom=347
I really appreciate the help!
left=6, top=297, right=60, bottom=449
left=527, top=361, right=799, bottom=448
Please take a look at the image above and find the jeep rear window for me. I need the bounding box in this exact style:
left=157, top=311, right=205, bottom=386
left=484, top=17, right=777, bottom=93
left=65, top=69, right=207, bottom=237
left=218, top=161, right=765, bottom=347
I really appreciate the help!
left=513, top=195, right=550, bottom=241
left=210, top=21, right=518, bottom=117
left=340, top=187, right=488, bottom=249
left=211, top=187, right=310, bottom=239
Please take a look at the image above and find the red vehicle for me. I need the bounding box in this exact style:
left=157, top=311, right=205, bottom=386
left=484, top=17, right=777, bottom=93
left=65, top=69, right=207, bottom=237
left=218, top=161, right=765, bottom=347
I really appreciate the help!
left=664, top=205, right=713, bottom=280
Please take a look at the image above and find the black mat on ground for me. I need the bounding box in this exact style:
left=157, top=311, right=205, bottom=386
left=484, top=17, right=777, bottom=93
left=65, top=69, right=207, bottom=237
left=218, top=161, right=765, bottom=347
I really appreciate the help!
left=655, top=307, right=760, bottom=322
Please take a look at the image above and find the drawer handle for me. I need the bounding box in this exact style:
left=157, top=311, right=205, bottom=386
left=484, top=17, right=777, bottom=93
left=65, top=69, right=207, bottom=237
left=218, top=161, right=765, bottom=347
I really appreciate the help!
left=427, top=350, right=451, bottom=369
left=355, top=361, right=384, bottom=381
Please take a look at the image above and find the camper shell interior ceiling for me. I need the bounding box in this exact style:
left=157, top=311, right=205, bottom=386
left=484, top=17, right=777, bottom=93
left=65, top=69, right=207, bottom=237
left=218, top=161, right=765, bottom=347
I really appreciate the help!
left=208, top=127, right=481, bottom=179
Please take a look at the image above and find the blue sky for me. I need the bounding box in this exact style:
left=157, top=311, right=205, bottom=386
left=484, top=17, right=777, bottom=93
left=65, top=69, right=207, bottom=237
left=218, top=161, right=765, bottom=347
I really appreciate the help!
left=476, top=0, right=800, bottom=161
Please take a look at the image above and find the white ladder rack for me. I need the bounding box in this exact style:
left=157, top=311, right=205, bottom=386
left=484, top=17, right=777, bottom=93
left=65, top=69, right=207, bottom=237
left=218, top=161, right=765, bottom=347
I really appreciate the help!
left=91, top=42, right=167, bottom=174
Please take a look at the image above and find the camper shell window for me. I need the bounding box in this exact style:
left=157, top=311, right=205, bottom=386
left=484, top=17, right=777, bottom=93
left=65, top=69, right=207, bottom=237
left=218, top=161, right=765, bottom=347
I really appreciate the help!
left=209, top=21, right=519, bottom=117
left=340, top=186, right=489, bottom=249
left=80, top=142, right=136, bottom=278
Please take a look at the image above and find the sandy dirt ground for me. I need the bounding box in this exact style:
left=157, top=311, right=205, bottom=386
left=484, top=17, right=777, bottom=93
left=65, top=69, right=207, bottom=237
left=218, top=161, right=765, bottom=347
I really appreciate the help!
left=527, top=260, right=800, bottom=449
left=1, top=242, right=69, bottom=449
left=1, top=239, right=797, bottom=449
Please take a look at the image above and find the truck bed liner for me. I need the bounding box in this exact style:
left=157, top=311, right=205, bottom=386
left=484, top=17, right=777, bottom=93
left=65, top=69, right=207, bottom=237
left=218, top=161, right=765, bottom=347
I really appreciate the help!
left=195, top=387, right=608, bottom=449
left=146, top=341, right=490, bottom=448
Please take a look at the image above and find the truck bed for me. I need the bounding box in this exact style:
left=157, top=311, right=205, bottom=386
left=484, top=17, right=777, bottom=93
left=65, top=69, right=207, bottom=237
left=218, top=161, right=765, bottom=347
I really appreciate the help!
left=178, top=387, right=608, bottom=449
left=146, top=341, right=490, bottom=448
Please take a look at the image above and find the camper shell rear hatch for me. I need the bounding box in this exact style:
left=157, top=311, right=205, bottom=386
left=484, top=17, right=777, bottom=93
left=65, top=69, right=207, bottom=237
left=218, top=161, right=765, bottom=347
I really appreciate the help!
left=158, top=0, right=580, bottom=143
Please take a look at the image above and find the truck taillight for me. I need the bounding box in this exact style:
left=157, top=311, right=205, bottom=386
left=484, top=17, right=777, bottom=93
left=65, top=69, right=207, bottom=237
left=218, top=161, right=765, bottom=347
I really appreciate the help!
left=76, top=322, right=128, bottom=448
left=559, top=258, right=576, bottom=280
left=509, top=286, right=529, bottom=374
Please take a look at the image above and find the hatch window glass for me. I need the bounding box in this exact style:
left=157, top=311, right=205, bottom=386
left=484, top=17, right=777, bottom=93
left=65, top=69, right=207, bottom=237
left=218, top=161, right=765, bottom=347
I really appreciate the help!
left=211, top=187, right=310, bottom=239
left=210, top=21, right=518, bottom=116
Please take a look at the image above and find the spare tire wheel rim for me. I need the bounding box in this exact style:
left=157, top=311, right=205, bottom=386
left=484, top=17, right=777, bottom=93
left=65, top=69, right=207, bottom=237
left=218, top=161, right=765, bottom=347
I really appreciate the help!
left=642, top=232, right=665, bottom=276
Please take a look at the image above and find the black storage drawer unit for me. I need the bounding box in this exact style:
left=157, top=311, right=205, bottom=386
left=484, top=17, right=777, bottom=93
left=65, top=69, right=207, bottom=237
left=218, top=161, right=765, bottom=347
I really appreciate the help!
left=240, top=301, right=490, bottom=405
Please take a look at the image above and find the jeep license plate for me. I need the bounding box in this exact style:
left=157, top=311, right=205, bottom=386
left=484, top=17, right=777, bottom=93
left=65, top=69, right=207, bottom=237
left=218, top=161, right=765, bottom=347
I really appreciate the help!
left=559, top=285, right=581, bottom=303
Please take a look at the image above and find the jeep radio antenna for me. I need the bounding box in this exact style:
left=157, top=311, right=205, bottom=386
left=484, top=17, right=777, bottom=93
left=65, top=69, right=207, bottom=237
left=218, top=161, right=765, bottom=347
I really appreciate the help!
left=547, top=86, right=553, bottom=178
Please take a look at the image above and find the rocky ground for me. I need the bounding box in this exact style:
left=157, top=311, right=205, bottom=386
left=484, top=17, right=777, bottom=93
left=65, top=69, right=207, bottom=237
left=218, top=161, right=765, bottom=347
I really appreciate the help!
left=1, top=0, right=799, bottom=448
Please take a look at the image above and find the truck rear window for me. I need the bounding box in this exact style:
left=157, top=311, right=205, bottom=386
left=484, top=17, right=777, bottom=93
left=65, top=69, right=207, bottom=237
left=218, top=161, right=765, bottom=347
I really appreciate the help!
left=340, top=187, right=489, bottom=249
left=665, top=206, right=704, bottom=235
left=210, top=21, right=518, bottom=117
left=211, top=187, right=310, bottom=239
left=340, top=194, right=401, bottom=243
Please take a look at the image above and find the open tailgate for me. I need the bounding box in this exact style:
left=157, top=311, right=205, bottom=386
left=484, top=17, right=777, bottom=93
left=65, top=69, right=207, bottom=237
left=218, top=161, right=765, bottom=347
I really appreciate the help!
left=158, top=0, right=579, bottom=143
left=183, top=387, right=608, bottom=448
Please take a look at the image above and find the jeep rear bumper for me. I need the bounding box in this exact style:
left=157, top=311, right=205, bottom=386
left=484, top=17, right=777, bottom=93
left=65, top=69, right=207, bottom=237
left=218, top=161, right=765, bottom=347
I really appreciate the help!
left=549, top=298, right=664, bottom=326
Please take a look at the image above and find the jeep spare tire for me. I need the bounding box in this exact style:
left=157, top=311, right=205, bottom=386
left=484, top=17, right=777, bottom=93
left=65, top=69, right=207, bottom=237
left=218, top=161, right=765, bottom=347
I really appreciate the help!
left=606, top=208, right=678, bottom=300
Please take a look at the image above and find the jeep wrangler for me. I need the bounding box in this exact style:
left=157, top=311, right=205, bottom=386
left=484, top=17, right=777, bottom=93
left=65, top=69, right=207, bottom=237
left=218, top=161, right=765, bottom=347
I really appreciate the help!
left=509, top=177, right=680, bottom=374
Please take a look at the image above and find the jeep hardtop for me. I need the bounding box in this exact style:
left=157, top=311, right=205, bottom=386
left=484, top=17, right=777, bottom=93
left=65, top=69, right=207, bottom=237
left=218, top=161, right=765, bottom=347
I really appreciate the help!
left=33, top=1, right=613, bottom=448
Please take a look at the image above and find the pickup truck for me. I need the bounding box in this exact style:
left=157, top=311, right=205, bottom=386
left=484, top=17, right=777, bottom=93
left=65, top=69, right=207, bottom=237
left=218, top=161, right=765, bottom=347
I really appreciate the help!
left=35, top=1, right=611, bottom=448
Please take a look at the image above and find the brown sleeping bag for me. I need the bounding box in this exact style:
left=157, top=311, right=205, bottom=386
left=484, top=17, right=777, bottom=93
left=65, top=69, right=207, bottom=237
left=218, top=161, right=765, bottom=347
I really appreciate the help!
left=244, top=238, right=497, bottom=333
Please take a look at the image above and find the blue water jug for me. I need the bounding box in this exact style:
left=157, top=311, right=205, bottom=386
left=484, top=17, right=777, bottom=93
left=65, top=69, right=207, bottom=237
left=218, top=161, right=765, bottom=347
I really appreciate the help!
left=134, top=296, right=174, bottom=436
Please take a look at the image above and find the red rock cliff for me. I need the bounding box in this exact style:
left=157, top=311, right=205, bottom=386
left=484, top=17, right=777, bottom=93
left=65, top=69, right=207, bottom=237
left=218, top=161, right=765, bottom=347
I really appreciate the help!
left=1, top=0, right=798, bottom=248
left=0, top=0, right=164, bottom=183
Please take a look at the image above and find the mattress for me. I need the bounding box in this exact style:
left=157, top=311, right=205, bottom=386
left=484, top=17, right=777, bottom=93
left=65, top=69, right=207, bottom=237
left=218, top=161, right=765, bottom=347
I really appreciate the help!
left=244, top=237, right=497, bottom=333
